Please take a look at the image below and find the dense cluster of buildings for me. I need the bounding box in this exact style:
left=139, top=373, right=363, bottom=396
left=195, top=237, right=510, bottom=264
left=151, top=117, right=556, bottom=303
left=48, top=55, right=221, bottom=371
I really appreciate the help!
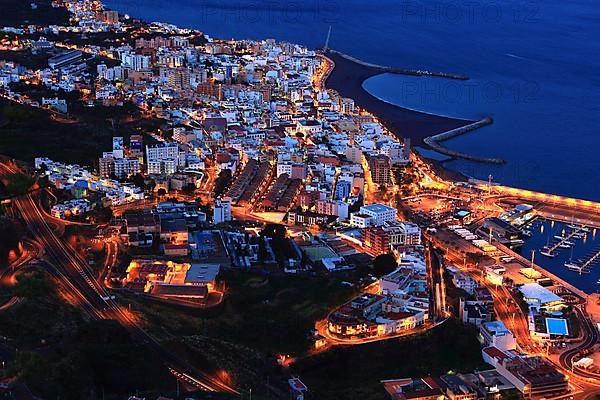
left=326, top=251, right=430, bottom=340
left=35, top=157, right=144, bottom=210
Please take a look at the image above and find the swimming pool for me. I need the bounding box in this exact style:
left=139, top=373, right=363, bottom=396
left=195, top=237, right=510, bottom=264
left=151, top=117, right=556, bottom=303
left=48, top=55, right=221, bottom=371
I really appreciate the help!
left=546, top=318, right=569, bottom=336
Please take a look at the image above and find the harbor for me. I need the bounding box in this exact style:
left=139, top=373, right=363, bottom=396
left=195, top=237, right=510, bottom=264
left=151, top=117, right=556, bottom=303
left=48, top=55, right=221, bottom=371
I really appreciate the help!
left=519, top=218, right=600, bottom=294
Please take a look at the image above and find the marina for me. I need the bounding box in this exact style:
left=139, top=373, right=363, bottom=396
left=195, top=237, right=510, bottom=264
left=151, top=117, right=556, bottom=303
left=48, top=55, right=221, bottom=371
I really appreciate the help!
left=520, top=218, right=600, bottom=294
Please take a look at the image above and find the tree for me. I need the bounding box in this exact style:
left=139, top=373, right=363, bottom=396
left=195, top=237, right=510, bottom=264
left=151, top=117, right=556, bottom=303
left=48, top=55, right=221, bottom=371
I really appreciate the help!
left=373, top=253, right=397, bottom=277
left=131, top=173, right=145, bottom=190
left=257, top=235, right=268, bottom=264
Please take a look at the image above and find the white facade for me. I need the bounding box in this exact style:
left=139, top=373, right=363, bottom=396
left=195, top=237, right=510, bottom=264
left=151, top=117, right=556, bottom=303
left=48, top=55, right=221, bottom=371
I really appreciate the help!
left=213, top=198, right=232, bottom=224
left=146, top=142, right=180, bottom=163
left=147, top=159, right=177, bottom=175
left=358, top=203, right=397, bottom=226
left=480, top=321, right=517, bottom=352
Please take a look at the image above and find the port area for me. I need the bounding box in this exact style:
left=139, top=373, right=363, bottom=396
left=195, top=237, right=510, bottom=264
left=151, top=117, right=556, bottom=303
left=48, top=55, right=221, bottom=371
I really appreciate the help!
left=399, top=185, right=600, bottom=386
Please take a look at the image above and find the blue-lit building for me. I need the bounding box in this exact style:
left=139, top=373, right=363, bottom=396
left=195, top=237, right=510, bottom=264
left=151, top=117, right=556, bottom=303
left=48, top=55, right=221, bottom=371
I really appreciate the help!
left=335, top=180, right=351, bottom=200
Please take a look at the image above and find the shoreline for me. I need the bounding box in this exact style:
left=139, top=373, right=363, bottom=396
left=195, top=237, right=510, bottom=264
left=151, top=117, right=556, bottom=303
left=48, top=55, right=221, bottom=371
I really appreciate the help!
left=324, top=51, right=475, bottom=145
left=323, top=50, right=502, bottom=166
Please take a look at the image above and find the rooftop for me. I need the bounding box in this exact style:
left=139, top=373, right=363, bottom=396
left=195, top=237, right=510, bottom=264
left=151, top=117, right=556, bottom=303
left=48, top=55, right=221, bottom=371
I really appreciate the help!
left=184, top=263, right=220, bottom=284
left=362, top=203, right=396, bottom=214
left=519, top=283, right=563, bottom=305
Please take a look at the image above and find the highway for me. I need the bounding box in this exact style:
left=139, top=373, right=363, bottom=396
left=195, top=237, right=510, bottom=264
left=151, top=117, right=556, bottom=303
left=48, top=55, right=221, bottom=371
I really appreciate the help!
left=0, top=161, right=238, bottom=395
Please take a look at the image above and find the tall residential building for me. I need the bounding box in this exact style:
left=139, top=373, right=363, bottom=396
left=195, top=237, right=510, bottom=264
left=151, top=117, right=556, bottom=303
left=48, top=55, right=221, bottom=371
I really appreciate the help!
left=99, top=156, right=139, bottom=179
left=213, top=198, right=232, bottom=224
left=168, top=67, right=191, bottom=91
left=335, top=180, right=352, bottom=200
left=345, top=146, right=363, bottom=164
left=316, top=199, right=349, bottom=221
left=350, top=203, right=397, bottom=228
left=114, top=158, right=140, bottom=179
left=146, top=142, right=179, bottom=163
left=147, top=160, right=177, bottom=175
left=368, top=154, right=390, bottom=185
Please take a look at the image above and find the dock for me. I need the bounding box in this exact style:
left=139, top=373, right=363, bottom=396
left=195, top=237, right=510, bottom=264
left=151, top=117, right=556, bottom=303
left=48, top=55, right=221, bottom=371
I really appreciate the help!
left=579, top=247, right=600, bottom=271
left=541, top=227, right=582, bottom=257
left=493, top=241, right=588, bottom=298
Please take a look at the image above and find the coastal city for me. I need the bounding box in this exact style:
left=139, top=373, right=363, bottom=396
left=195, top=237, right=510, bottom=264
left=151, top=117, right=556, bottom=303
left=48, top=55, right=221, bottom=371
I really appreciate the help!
left=0, top=1, right=598, bottom=400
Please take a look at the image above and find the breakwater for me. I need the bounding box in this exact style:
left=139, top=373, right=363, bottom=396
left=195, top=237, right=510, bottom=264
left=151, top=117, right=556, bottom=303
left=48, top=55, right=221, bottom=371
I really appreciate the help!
left=326, top=49, right=469, bottom=81
left=423, top=117, right=505, bottom=164
left=324, top=50, right=473, bottom=143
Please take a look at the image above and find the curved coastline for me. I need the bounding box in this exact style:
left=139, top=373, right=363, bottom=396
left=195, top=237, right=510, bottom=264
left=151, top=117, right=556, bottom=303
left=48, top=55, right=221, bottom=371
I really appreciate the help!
left=324, top=50, right=473, bottom=144
left=323, top=50, right=503, bottom=165
left=361, top=77, right=471, bottom=121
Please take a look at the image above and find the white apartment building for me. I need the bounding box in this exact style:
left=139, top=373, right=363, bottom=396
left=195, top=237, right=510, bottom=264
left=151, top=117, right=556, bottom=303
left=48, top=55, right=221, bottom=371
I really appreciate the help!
left=147, top=159, right=177, bottom=175
left=213, top=198, right=232, bottom=224
left=146, top=142, right=180, bottom=163
left=354, top=203, right=397, bottom=227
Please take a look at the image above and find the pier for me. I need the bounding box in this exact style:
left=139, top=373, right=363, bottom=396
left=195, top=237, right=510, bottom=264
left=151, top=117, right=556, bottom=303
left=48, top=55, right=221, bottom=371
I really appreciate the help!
left=423, top=117, right=506, bottom=164
left=541, top=227, right=582, bottom=257
left=579, top=247, right=600, bottom=271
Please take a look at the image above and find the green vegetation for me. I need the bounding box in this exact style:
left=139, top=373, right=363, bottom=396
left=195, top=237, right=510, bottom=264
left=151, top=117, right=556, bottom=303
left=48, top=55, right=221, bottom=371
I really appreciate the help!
left=0, top=216, right=22, bottom=265
left=117, top=270, right=359, bottom=394
left=0, top=50, right=49, bottom=70
left=3, top=172, right=34, bottom=197
left=291, top=319, right=488, bottom=400
left=213, top=169, right=233, bottom=197
left=261, top=224, right=295, bottom=268
left=443, top=269, right=471, bottom=316
left=373, top=253, right=397, bottom=277
left=131, top=270, right=357, bottom=356
left=14, top=270, right=54, bottom=299
left=0, top=269, right=174, bottom=399
left=0, top=99, right=161, bottom=166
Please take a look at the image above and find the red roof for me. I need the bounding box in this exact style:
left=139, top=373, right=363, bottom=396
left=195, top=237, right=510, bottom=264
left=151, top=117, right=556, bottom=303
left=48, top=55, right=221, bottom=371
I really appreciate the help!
left=421, top=377, right=441, bottom=389
left=483, top=346, right=510, bottom=360
left=383, top=311, right=414, bottom=320
left=216, top=153, right=231, bottom=163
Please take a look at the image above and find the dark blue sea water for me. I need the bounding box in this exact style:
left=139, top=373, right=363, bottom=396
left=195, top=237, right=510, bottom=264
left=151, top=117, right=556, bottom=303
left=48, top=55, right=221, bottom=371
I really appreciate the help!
left=519, top=219, right=600, bottom=294
left=104, top=0, right=600, bottom=201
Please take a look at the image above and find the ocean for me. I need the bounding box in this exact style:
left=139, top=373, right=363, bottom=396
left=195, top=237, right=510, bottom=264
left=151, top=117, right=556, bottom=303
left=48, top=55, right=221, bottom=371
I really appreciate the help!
left=104, top=0, right=600, bottom=201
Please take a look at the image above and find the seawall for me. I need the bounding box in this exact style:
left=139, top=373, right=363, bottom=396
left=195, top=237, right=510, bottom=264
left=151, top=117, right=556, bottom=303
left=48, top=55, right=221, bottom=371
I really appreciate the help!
left=423, top=117, right=505, bottom=164
left=323, top=50, right=474, bottom=144
left=327, top=49, right=469, bottom=81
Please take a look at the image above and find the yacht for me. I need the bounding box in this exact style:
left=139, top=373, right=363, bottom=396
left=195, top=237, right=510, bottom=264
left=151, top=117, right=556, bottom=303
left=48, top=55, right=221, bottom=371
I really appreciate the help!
left=540, top=249, right=556, bottom=258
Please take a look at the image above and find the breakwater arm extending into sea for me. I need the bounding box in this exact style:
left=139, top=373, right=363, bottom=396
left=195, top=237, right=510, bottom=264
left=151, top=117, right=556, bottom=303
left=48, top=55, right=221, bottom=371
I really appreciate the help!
left=323, top=50, right=504, bottom=165
left=327, top=49, right=469, bottom=80
left=423, top=117, right=505, bottom=164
